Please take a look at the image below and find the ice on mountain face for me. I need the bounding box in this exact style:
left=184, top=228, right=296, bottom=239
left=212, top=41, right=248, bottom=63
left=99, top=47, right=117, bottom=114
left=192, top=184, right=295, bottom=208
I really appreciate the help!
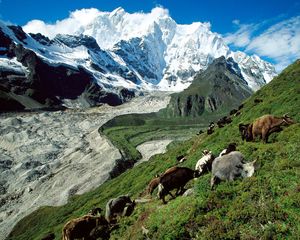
left=112, top=22, right=167, bottom=85
left=8, top=7, right=277, bottom=93
left=0, top=57, right=28, bottom=74
left=229, top=51, right=276, bottom=90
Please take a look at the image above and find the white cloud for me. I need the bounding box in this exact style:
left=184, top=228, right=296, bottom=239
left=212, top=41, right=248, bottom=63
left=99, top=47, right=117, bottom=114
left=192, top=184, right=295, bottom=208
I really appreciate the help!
left=23, top=8, right=101, bottom=39
left=224, top=22, right=256, bottom=47
left=225, top=16, right=300, bottom=71
left=22, top=6, right=172, bottom=49
left=246, top=17, right=300, bottom=61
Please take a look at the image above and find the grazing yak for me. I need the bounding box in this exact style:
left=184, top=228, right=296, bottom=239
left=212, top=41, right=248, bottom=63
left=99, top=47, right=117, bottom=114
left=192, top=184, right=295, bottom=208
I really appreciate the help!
left=251, top=114, right=295, bottom=143
left=211, top=151, right=258, bottom=189
left=240, top=114, right=295, bottom=143
left=146, top=167, right=179, bottom=196
left=176, top=155, right=187, bottom=163
left=219, top=143, right=237, bottom=157
left=62, top=214, right=109, bottom=240
left=195, top=150, right=215, bottom=176
left=254, top=98, right=263, bottom=104
left=105, top=195, right=135, bottom=223
left=197, top=130, right=204, bottom=135
left=230, top=109, right=238, bottom=116
left=88, top=207, right=102, bottom=216
left=157, top=167, right=200, bottom=204
left=217, top=116, right=232, bottom=128
left=207, top=122, right=215, bottom=134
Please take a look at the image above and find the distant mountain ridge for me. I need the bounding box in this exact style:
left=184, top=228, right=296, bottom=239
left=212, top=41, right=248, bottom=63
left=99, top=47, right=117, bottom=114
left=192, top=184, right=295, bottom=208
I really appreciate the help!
left=23, top=7, right=275, bottom=91
left=164, top=56, right=253, bottom=117
left=0, top=7, right=276, bottom=110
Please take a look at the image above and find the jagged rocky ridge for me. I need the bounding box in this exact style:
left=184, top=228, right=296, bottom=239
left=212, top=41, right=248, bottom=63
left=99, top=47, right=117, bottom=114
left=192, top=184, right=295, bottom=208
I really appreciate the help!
left=0, top=25, right=136, bottom=111
left=0, top=7, right=276, bottom=110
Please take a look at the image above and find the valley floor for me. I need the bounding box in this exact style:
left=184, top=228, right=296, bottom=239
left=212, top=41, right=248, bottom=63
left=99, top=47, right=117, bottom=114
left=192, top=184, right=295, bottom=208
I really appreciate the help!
left=135, top=139, right=173, bottom=165
left=0, top=92, right=170, bottom=239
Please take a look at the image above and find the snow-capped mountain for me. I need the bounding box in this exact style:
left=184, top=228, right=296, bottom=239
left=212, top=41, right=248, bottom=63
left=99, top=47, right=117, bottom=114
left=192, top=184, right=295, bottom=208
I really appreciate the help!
left=49, top=6, right=274, bottom=91
left=0, top=7, right=276, bottom=110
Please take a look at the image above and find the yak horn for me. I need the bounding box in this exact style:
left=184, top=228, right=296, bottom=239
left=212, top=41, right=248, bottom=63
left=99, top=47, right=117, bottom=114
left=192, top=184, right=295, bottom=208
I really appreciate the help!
left=252, top=158, right=260, bottom=169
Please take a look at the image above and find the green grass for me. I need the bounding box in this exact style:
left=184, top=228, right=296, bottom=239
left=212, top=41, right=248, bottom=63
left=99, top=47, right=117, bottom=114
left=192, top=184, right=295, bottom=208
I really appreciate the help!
left=7, top=60, right=300, bottom=240
left=99, top=112, right=212, bottom=161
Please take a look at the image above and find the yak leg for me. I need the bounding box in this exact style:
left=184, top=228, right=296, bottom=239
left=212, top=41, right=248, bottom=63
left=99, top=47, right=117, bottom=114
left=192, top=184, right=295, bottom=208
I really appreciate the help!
left=210, top=176, right=220, bottom=190
left=177, top=186, right=186, bottom=195
left=175, top=187, right=183, bottom=196
left=161, top=191, right=174, bottom=203
left=266, top=126, right=283, bottom=142
left=168, top=191, right=175, bottom=199
left=161, top=195, right=166, bottom=204
left=261, top=128, right=269, bottom=143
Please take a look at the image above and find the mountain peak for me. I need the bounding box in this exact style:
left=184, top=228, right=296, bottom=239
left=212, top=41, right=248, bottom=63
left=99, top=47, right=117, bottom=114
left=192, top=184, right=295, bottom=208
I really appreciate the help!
left=110, top=7, right=125, bottom=15
left=1, top=8, right=277, bottom=101
left=164, top=56, right=252, bottom=117
left=109, top=7, right=126, bottom=21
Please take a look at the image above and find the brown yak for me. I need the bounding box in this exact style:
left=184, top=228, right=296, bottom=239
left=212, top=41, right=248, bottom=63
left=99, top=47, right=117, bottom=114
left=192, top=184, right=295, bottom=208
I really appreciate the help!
left=157, top=167, right=200, bottom=204
left=62, top=214, right=109, bottom=240
left=146, top=166, right=178, bottom=196
left=146, top=177, right=160, bottom=195
left=251, top=114, right=295, bottom=143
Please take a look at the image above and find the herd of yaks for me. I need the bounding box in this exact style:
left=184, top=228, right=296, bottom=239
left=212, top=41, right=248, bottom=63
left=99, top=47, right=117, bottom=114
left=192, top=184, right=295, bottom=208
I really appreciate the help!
left=55, top=109, right=295, bottom=240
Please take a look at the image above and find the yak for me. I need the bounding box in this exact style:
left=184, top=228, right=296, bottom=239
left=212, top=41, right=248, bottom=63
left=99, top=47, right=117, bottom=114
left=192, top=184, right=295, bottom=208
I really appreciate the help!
left=195, top=150, right=215, bottom=176
left=240, top=114, right=295, bottom=143
left=105, top=195, right=135, bottom=223
left=157, top=167, right=199, bottom=204
left=146, top=167, right=179, bottom=196
left=62, top=215, right=109, bottom=240
left=211, top=151, right=258, bottom=189
left=251, top=114, right=294, bottom=143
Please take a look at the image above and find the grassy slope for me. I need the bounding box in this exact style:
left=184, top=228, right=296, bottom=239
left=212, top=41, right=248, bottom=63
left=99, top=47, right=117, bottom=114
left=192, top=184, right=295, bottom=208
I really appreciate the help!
left=99, top=112, right=217, bottom=162
left=8, top=60, right=300, bottom=240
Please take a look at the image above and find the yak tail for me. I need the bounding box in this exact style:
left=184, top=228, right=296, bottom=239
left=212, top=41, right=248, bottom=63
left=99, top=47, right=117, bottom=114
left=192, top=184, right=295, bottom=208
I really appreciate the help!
left=105, top=199, right=114, bottom=222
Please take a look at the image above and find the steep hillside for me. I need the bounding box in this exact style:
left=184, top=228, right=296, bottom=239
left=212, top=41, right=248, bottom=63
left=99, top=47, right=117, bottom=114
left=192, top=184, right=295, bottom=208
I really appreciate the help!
left=97, top=56, right=253, bottom=168
left=164, top=56, right=252, bottom=117
left=7, top=60, right=299, bottom=240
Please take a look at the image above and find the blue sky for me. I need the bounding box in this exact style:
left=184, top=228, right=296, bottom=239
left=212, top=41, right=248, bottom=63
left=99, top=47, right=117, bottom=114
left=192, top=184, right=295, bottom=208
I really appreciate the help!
left=1, top=0, right=300, bottom=71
